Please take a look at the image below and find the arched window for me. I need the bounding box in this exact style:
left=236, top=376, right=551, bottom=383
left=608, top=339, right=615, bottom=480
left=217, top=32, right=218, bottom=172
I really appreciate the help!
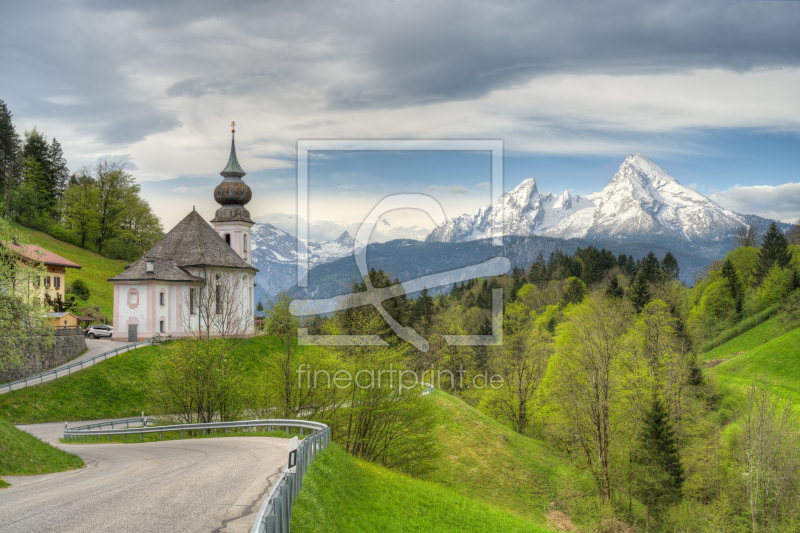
left=225, top=233, right=231, bottom=246
left=243, top=234, right=248, bottom=260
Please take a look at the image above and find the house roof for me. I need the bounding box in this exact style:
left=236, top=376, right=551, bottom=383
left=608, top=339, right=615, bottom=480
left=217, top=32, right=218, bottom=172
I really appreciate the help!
left=109, top=210, right=257, bottom=282
left=2, top=241, right=82, bottom=269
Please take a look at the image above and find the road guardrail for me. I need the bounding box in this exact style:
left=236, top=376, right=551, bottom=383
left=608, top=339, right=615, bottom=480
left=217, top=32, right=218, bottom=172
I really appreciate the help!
left=0, top=339, right=153, bottom=394
left=63, top=417, right=330, bottom=533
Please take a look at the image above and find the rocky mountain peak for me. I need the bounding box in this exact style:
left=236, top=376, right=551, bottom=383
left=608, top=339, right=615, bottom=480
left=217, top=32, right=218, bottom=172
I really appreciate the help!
left=553, top=190, right=572, bottom=210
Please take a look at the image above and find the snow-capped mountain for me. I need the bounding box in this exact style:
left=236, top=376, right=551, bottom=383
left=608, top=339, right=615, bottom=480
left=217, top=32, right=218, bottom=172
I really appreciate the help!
left=250, top=223, right=356, bottom=299
left=426, top=177, right=594, bottom=242
left=428, top=154, right=779, bottom=245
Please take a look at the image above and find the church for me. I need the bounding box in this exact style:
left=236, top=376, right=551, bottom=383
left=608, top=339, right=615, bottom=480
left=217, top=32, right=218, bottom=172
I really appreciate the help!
left=109, top=126, right=258, bottom=342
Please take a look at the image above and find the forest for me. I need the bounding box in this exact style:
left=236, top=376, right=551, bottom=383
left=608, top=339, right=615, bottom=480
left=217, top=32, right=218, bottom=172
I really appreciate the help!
left=0, top=99, right=162, bottom=262
left=246, top=221, right=800, bottom=532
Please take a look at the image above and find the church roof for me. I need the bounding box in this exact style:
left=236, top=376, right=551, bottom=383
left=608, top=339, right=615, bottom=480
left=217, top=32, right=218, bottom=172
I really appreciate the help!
left=220, top=138, right=246, bottom=178
left=109, top=210, right=258, bottom=282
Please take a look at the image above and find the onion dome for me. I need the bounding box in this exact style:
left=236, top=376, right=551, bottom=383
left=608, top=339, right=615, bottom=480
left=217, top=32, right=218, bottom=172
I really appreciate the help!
left=212, top=122, right=254, bottom=223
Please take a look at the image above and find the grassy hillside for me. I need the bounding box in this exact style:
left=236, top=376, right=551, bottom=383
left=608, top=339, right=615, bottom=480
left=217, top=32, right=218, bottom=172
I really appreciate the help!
left=701, top=316, right=787, bottom=363
left=425, top=390, right=596, bottom=528
left=0, top=337, right=285, bottom=424
left=8, top=221, right=126, bottom=319
left=708, top=325, right=800, bottom=403
left=0, top=416, right=84, bottom=483
left=291, top=443, right=550, bottom=533
left=0, top=343, right=168, bottom=423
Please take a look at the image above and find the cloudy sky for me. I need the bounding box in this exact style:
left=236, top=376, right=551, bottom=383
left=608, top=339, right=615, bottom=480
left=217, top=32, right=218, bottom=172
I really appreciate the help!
left=2, top=0, right=800, bottom=240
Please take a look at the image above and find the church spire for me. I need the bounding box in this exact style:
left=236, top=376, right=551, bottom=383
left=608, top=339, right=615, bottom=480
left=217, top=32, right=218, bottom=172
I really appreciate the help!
left=220, top=121, right=246, bottom=179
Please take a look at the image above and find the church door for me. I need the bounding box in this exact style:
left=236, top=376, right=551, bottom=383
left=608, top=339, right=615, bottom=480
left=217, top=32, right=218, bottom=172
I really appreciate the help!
left=128, top=324, right=138, bottom=342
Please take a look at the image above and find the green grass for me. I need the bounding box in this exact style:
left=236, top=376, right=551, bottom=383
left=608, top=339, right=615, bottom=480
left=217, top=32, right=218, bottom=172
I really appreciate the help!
left=0, top=337, right=286, bottom=424
left=699, top=305, right=781, bottom=354
left=291, top=443, right=551, bottom=533
left=707, top=326, right=800, bottom=403
left=8, top=221, right=127, bottom=319
left=701, top=316, right=787, bottom=362
left=0, top=343, right=168, bottom=423
left=423, top=390, right=594, bottom=528
left=0, top=416, right=84, bottom=480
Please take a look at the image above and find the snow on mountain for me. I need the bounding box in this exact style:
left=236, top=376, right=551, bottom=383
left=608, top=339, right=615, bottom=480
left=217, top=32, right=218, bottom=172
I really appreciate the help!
left=428, top=154, right=778, bottom=245
left=250, top=223, right=357, bottom=298
left=425, top=178, right=593, bottom=243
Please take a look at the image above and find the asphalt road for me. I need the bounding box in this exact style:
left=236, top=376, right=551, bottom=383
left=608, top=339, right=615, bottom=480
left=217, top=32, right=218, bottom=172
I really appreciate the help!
left=0, top=420, right=289, bottom=533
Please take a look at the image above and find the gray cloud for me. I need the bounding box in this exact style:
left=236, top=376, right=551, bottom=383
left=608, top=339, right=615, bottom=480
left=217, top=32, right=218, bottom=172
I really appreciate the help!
left=4, top=0, right=800, bottom=140
left=710, top=183, right=800, bottom=223
left=427, top=185, right=472, bottom=196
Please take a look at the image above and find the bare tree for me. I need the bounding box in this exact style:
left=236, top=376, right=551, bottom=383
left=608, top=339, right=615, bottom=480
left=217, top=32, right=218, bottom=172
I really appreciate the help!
left=741, top=378, right=798, bottom=533
left=181, top=267, right=253, bottom=340
left=787, top=218, right=800, bottom=246
left=735, top=225, right=760, bottom=249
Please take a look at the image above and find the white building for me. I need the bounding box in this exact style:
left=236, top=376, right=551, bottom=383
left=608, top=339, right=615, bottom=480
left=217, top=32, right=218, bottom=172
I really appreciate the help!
left=110, top=128, right=258, bottom=341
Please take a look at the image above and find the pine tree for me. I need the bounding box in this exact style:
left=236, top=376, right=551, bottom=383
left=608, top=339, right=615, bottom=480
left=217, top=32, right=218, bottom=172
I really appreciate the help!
left=630, top=271, right=651, bottom=313
left=632, top=395, right=685, bottom=528
left=661, top=252, right=680, bottom=281
left=0, top=99, right=21, bottom=218
left=560, top=277, right=587, bottom=307
left=721, top=258, right=744, bottom=316
left=754, top=221, right=792, bottom=284
left=605, top=275, right=624, bottom=299
left=641, top=251, right=664, bottom=284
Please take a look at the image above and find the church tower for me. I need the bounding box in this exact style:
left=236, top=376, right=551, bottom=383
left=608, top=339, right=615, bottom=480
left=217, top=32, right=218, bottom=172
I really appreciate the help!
left=211, top=122, right=254, bottom=264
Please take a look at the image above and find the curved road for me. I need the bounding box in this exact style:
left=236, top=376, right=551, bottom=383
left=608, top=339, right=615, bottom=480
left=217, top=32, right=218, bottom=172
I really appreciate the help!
left=0, top=420, right=289, bottom=533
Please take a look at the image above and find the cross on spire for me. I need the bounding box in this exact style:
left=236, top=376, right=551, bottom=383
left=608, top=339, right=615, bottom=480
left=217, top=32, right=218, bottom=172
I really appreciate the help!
left=231, top=121, right=236, bottom=134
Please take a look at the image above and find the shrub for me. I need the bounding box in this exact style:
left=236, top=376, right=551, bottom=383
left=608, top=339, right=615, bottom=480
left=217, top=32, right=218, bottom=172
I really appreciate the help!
left=67, top=279, right=90, bottom=300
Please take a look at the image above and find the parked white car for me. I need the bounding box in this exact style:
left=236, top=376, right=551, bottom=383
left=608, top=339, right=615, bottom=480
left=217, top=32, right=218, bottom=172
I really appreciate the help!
left=85, top=325, right=113, bottom=339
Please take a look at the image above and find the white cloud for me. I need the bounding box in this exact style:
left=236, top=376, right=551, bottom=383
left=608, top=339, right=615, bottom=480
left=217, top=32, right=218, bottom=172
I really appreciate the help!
left=173, top=186, right=187, bottom=193
left=476, top=182, right=490, bottom=189
left=710, top=183, right=800, bottom=223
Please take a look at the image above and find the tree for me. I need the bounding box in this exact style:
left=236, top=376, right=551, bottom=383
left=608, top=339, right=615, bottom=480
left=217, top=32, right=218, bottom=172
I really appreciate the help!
left=67, top=279, right=90, bottom=300
left=787, top=218, right=800, bottom=246
left=735, top=225, right=760, bottom=248
left=150, top=337, right=246, bottom=425
left=0, top=218, right=55, bottom=374
left=484, top=301, right=550, bottom=435
left=753, top=222, right=791, bottom=285
left=103, top=193, right=163, bottom=261
left=630, top=270, right=651, bottom=313
left=61, top=172, right=100, bottom=248
left=19, top=128, right=68, bottom=219
left=741, top=379, right=798, bottom=533
left=263, top=289, right=314, bottom=417
left=544, top=298, right=630, bottom=503
left=45, top=292, right=77, bottom=313
left=662, top=252, right=680, bottom=281
left=0, top=99, right=20, bottom=218
left=721, top=258, right=744, bottom=315
left=560, top=276, right=587, bottom=307
left=93, top=158, right=135, bottom=252
left=632, top=394, right=684, bottom=529
left=605, top=275, right=624, bottom=299
left=640, top=251, right=664, bottom=284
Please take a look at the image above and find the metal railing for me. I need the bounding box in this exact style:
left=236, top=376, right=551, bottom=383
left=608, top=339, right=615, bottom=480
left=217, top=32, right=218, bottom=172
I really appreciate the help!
left=0, top=339, right=153, bottom=394
left=63, top=417, right=330, bottom=533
